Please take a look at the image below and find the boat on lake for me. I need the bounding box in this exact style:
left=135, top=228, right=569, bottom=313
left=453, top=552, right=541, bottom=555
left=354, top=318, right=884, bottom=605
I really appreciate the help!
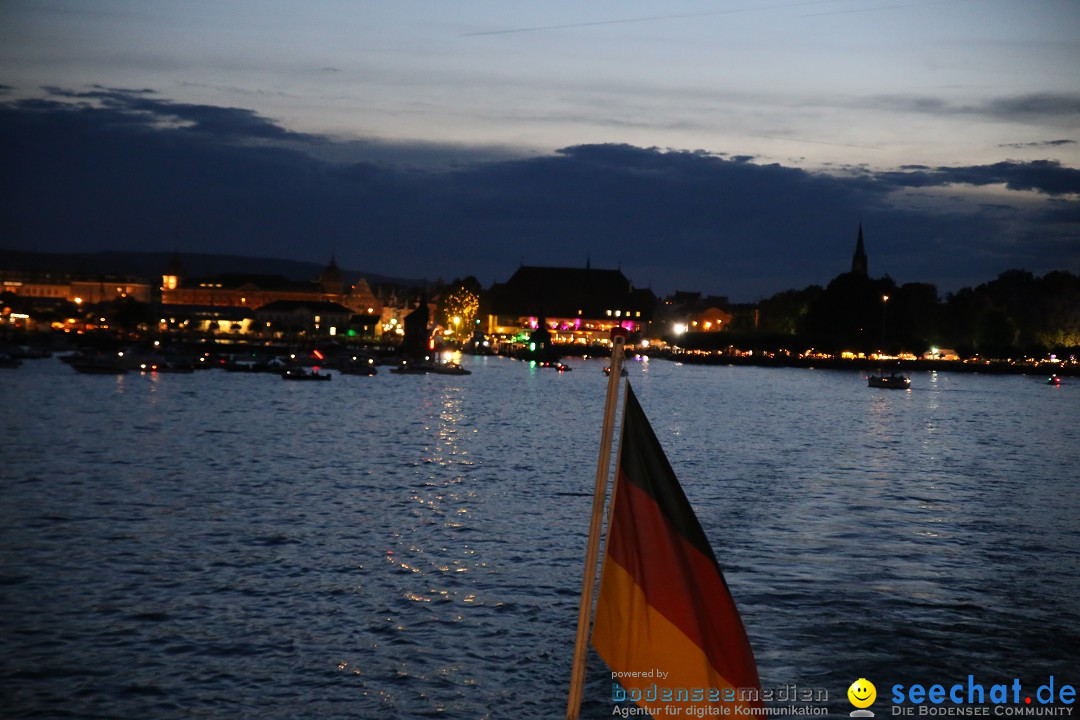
left=869, top=294, right=910, bottom=389
left=139, top=361, right=195, bottom=373
left=336, top=355, right=378, bottom=376
left=69, top=353, right=130, bottom=374
left=390, top=360, right=471, bottom=375
left=281, top=368, right=331, bottom=381
left=429, top=362, right=471, bottom=375
left=390, top=361, right=430, bottom=374
left=868, top=370, right=910, bottom=389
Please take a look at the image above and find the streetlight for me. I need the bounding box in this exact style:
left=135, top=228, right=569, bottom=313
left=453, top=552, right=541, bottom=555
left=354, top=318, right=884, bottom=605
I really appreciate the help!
left=880, top=294, right=890, bottom=358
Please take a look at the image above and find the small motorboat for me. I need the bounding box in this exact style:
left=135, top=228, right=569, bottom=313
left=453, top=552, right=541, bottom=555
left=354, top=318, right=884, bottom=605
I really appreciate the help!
left=338, top=355, right=378, bottom=376
left=1048, top=374, right=1061, bottom=385
left=70, top=353, right=130, bottom=374
left=868, top=371, right=910, bottom=389
left=603, top=366, right=628, bottom=377
left=429, top=362, right=471, bottom=375
left=139, top=360, right=195, bottom=373
left=390, top=362, right=431, bottom=375
left=281, top=368, right=331, bottom=381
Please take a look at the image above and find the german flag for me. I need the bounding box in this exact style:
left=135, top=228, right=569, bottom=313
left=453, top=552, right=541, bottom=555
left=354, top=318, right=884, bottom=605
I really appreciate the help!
left=592, top=384, right=762, bottom=714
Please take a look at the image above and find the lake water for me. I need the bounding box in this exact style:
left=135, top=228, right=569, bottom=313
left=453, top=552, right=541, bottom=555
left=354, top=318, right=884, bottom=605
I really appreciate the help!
left=2, top=355, right=1078, bottom=719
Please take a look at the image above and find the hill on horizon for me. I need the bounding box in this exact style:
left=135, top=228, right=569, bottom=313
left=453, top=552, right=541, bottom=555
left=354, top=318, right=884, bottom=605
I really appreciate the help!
left=0, top=248, right=423, bottom=288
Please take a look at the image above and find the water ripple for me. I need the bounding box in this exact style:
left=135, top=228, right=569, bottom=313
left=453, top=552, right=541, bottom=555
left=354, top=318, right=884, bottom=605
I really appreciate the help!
left=1, top=358, right=1077, bottom=717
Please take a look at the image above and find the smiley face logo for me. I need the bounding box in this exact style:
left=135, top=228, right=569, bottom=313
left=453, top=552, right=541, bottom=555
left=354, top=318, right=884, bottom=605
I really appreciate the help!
left=848, top=678, right=877, bottom=709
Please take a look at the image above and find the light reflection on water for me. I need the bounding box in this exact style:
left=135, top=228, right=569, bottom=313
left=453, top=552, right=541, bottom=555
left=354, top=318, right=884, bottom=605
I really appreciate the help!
left=1, top=356, right=1078, bottom=718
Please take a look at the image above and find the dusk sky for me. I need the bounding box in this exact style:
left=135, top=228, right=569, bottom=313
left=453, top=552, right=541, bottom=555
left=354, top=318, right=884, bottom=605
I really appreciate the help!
left=2, top=0, right=1078, bottom=300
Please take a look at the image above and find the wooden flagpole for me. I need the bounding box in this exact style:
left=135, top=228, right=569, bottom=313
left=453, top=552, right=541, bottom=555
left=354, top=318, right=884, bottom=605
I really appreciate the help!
left=566, top=329, right=628, bottom=720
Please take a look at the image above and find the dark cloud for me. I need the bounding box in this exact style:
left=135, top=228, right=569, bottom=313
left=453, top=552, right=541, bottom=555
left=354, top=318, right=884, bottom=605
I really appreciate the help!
left=40, top=85, right=312, bottom=141
left=875, top=160, right=1080, bottom=196
left=869, top=92, right=1080, bottom=123
left=1, top=88, right=1077, bottom=301
left=980, top=93, right=1080, bottom=122
left=869, top=94, right=950, bottom=116
left=999, top=139, right=1076, bottom=149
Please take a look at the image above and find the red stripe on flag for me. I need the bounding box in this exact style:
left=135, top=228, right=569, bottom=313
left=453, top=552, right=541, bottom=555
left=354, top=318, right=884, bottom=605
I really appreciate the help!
left=605, top=471, right=760, bottom=692
left=593, top=560, right=761, bottom=713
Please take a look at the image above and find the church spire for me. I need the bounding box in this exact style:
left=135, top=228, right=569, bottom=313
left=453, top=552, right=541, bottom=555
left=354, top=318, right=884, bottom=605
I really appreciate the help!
left=319, top=255, right=343, bottom=294
left=851, top=223, right=868, bottom=276
left=162, top=251, right=185, bottom=291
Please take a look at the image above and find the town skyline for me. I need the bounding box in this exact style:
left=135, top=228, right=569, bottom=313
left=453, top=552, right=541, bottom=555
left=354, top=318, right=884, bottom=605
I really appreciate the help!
left=5, top=243, right=1077, bottom=359
left=3, top=239, right=1074, bottom=307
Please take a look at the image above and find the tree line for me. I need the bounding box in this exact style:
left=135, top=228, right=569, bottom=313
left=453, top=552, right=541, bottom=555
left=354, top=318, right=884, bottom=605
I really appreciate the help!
left=745, top=269, right=1080, bottom=358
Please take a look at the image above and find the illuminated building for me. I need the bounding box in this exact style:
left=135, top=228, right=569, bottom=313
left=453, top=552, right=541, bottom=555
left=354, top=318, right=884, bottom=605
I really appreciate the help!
left=255, top=300, right=353, bottom=338
left=657, top=291, right=734, bottom=336
left=160, top=256, right=383, bottom=334
left=161, top=257, right=347, bottom=308
left=485, top=265, right=656, bottom=345
left=1, top=272, right=152, bottom=303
